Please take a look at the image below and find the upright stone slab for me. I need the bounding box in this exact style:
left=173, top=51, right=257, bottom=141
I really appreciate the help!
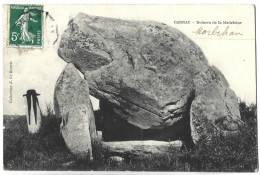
left=54, top=63, right=96, bottom=160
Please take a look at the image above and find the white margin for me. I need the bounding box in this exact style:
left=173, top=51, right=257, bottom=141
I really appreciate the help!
left=0, top=1, right=259, bottom=175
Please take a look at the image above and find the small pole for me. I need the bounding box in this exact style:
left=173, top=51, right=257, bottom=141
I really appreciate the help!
left=23, top=89, right=42, bottom=134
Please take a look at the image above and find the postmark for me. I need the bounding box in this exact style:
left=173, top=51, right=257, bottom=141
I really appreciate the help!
left=8, top=5, right=43, bottom=48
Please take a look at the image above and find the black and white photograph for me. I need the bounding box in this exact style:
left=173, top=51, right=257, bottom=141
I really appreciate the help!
left=2, top=3, right=257, bottom=173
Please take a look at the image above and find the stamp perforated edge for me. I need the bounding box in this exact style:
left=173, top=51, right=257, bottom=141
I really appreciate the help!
left=6, top=4, right=44, bottom=49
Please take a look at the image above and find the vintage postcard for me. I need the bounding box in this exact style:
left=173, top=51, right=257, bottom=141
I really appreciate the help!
left=2, top=4, right=257, bottom=172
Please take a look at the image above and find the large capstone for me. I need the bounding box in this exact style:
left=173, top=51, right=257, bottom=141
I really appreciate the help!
left=54, top=63, right=96, bottom=160
left=58, top=13, right=241, bottom=144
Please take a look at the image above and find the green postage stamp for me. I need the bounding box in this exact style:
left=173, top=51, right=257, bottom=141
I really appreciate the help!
left=9, top=5, right=43, bottom=47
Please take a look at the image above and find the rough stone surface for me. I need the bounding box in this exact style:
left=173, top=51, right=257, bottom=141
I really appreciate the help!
left=108, top=156, right=125, bottom=164
left=54, top=63, right=96, bottom=159
left=190, top=66, right=241, bottom=142
left=102, top=140, right=181, bottom=157
left=58, top=13, right=241, bottom=143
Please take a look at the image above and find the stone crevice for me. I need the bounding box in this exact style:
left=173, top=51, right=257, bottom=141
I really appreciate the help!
left=90, top=86, right=162, bottom=119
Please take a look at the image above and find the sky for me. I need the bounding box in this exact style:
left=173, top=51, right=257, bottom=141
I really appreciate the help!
left=3, top=5, right=256, bottom=115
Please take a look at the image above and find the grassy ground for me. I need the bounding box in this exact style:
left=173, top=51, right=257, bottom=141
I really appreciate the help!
left=3, top=102, right=258, bottom=171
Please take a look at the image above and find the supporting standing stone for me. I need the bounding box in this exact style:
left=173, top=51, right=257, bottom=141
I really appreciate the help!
left=54, top=63, right=96, bottom=160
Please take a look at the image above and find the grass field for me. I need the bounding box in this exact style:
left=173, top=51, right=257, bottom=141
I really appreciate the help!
left=3, top=101, right=258, bottom=171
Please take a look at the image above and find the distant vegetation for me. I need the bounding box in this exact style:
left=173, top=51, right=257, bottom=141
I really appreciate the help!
left=3, top=101, right=258, bottom=171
